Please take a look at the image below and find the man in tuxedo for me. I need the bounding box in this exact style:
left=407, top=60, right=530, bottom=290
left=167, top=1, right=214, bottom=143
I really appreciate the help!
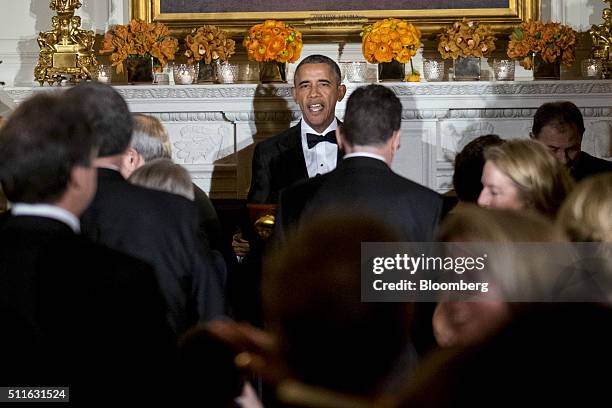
left=0, top=93, right=175, bottom=401
left=232, top=54, right=347, bottom=255
left=531, top=101, right=612, bottom=181
left=276, top=84, right=443, bottom=244
left=65, top=82, right=224, bottom=335
left=229, top=55, right=347, bottom=324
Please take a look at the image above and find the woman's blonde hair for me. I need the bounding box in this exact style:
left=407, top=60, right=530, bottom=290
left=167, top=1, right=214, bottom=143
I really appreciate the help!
left=128, top=158, right=194, bottom=200
left=131, top=113, right=172, bottom=161
left=557, top=173, right=612, bottom=242
left=484, top=139, right=573, bottom=218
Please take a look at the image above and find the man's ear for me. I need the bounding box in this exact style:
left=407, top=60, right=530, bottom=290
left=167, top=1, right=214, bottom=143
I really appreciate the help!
left=337, top=84, right=347, bottom=102
left=391, top=130, right=401, bottom=154
left=336, top=124, right=346, bottom=152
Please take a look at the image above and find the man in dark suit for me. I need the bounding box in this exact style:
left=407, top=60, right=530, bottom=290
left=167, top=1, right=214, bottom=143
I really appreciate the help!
left=531, top=101, right=612, bottom=181
left=230, top=55, right=347, bottom=324
left=276, top=84, right=443, bottom=244
left=232, top=54, right=347, bottom=255
left=0, top=93, right=176, bottom=402
left=65, top=82, right=224, bottom=335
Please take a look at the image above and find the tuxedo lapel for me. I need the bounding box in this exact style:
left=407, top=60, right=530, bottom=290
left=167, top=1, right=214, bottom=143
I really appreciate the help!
left=277, top=123, right=308, bottom=181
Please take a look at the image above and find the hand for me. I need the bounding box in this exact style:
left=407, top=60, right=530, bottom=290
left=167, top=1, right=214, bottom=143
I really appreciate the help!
left=232, top=232, right=251, bottom=257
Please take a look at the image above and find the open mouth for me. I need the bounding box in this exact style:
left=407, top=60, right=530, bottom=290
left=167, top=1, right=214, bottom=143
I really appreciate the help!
left=308, top=103, right=323, bottom=112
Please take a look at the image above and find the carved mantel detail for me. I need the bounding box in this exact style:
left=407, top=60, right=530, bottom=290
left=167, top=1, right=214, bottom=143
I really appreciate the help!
left=3, top=80, right=611, bottom=198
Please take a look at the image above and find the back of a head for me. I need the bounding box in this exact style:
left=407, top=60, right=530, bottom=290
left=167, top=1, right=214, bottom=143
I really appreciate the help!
left=557, top=173, right=612, bottom=242
left=131, top=113, right=172, bottom=161
left=342, top=84, right=402, bottom=147
left=128, top=158, right=194, bottom=200
left=453, top=134, right=505, bottom=202
left=263, top=212, right=412, bottom=396
left=0, top=93, right=95, bottom=203
left=532, top=101, right=585, bottom=137
left=439, top=204, right=561, bottom=243
left=64, top=82, right=133, bottom=158
left=484, top=139, right=573, bottom=218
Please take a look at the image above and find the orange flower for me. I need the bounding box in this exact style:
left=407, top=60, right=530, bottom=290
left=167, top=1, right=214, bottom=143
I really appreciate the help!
left=438, top=19, right=496, bottom=59
left=507, top=20, right=577, bottom=69
left=243, top=20, right=302, bottom=63
left=361, top=18, right=421, bottom=64
left=100, top=19, right=178, bottom=74
left=184, top=25, right=235, bottom=64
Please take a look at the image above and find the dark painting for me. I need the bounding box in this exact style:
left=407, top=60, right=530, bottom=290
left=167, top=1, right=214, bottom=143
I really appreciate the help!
left=161, top=0, right=509, bottom=14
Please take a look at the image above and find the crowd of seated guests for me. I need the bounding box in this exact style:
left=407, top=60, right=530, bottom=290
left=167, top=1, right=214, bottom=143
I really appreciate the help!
left=1, top=77, right=612, bottom=407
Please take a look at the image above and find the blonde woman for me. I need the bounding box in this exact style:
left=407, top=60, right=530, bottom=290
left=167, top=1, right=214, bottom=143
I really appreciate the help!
left=477, top=139, right=573, bottom=218
left=433, top=205, right=566, bottom=348
left=557, top=173, right=612, bottom=242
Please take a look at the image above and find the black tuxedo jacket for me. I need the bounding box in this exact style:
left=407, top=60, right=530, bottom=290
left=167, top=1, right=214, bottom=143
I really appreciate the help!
left=0, top=215, right=176, bottom=402
left=81, top=168, right=225, bottom=334
left=572, top=151, right=612, bottom=181
left=247, top=122, right=343, bottom=204
left=276, top=156, right=443, bottom=243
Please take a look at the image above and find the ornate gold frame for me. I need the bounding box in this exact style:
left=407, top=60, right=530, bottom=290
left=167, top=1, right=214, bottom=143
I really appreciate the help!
left=130, top=0, right=539, bottom=39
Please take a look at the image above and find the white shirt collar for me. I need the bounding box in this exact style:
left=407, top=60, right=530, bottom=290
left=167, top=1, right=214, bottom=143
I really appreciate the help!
left=300, top=119, right=338, bottom=138
left=343, top=152, right=387, bottom=163
left=11, top=203, right=80, bottom=233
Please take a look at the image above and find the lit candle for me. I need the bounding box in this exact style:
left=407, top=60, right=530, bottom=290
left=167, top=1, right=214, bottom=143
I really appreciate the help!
left=177, top=69, right=193, bottom=85
left=587, top=64, right=598, bottom=77
left=97, top=71, right=110, bottom=84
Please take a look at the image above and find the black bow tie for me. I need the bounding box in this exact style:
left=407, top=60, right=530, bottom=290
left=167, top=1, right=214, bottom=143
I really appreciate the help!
left=306, top=130, right=337, bottom=149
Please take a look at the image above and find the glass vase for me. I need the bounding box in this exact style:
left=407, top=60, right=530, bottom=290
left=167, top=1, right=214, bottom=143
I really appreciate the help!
left=126, top=56, right=154, bottom=84
left=453, top=57, right=481, bottom=81
left=259, top=61, right=287, bottom=83
left=197, top=61, right=216, bottom=83
left=532, top=53, right=560, bottom=80
left=377, top=60, right=405, bottom=82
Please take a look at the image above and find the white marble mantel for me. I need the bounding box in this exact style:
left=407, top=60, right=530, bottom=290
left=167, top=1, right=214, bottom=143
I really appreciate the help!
left=4, top=80, right=612, bottom=198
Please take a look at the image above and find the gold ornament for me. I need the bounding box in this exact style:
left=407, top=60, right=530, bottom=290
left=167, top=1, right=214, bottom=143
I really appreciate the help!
left=590, top=0, right=612, bottom=78
left=34, top=0, right=97, bottom=85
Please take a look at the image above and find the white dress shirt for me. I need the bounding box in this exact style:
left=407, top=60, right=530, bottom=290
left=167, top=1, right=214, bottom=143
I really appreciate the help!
left=300, top=119, right=339, bottom=178
left=343, top=152, right=387, bottom=163
left=11, top=203, right=80, bottom=233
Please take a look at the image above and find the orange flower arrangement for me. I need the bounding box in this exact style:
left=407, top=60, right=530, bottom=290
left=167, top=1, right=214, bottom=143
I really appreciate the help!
left=184, top=25, right=236, bottom=65
left=361, top=18, right=421, bottom=64
left=438, top=19, right=496, bottom=59
left=507, top=21, right=578, bottom=69
left=243, top=20, right=303, bottom=63
left=100, top=19, right=178, bottom=74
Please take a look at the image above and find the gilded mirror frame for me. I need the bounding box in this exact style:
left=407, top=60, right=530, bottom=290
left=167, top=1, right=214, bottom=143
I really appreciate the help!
left=130, top=0, right=539, bottom=39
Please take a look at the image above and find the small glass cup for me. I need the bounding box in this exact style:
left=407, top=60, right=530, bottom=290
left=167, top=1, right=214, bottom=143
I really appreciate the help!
left=423, top=58, right=445, bottom=81
left=94, top=64, right=111, bottom=84
left=344, top=62, right=368, bottom=83
left=493, top=59, right=515, bottom=81
left=581, top=59, right=602, bottom=79
left=172, top=64, right=197, bottom=85
left=216, top=61, right=239, bottom=84
left=239, top=61, right=260, bottom=82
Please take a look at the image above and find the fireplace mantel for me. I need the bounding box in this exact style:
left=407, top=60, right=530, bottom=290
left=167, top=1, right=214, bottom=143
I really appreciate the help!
left=4, top=80, right=612, bottom=198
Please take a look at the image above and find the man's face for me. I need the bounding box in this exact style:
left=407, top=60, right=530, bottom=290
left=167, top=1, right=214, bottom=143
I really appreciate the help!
left=534, top=122, right=582, bottom=168
left=292, top=63, right=346, bottom=134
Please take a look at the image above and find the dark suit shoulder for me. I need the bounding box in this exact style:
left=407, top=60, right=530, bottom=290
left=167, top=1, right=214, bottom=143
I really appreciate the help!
left=573, top=152, right=612, bottom=181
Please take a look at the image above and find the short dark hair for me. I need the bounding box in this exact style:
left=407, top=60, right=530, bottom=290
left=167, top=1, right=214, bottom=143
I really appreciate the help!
left=453, top=134, right=505, bottom=202
left=295, top=54, right=342, bottom=85
left=264, top=212, right=412, bottom=396
left=65, top=82, right=133, bottom=157
left=532, top=101, right=585, bottom=137
left=0, top=93, right=95, bottom=203
left=342, top=84, right=402, bottom=146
